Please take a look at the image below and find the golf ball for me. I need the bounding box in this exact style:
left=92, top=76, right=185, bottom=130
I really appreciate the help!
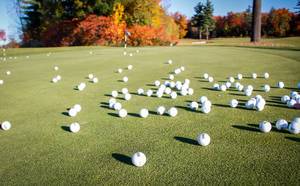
left=188, top=88, right=194, bottom=95
left=157, top=106, right=166, bottom=115
left=56, top=75, right=61, bottom=81
left=132, top=152, right=147, bottom=167
left=229, top=77, right=235, bottom=83
left=52, top=77, right=58, bottom=83
left=225, top=82, right=231, bottom=88
left=92, top=77, right=98, bottom=83
left=121, top=88, right=128, bottom=94
left=213, top=83, right=220, bottom=90
left=140, top=109, right=149, bottom=118
left=259, top=121, right=272, bottom=133
left=229, top=99, right=239, bottom=108
left=199, top=96, right=208, bottom=104
left=168, top=107, right=178, bottom=117
left=189, top=101, right=199, bottom=110
left=263, top=84, right=270, bottom=92
left=203, top=73, right=209, bottom=79
left=169, top=74, right=174, bottom=80
left=277, top=81, right=284, bottom=88
left=1, top=121, right=11, bottom=131
left=197, top=133, right=211, bottom=146
left=6, top=71, right=11, bottom=75
left=170, top=91, right=177, bottom=99
left=54, top=66, right=59, bottom=71
left=165, top=87, right=172, bottom=95
left=128, top=65, right=133, bottom=70
left=208, top=76, right=214, bottom=82
left=0, top=80, right=4, bottom=85
left=118, top=109, right=127, bottom=118
left=88, top=74, right=94, bottom=80
left=168, top=59, right=173, bottom=64
left=73, top=104, right=82, bottom=112
left=146, top=90, right=153, bottom=97
left=154, top=80, right=160, bottom=87
left=68, top=108, right=77, bottom=117
left=252, top=73, right=257, bottom=79
left=112, top=90, right=118, bottom=98
left=124, top=93, right=132, bottom=101
left=264, top=72, right=269, bottom=79
left=70, top=122, right=80, bottom=133
left=288, top=121, right=300, bottom=134
left=220, top=84, right=227, bottom=91
left=275, top=119, right=288, bottom=130
left=237, top=73, right=243, bottom=80
left=287, top=99, right=296, bottom=108
left=123, top=76, right=128, bottom=82
left=137, top=88, right=144, bottom=95
left=117, top=68, right=123, bottom=73
left=113, top=102, right=122, bottom=111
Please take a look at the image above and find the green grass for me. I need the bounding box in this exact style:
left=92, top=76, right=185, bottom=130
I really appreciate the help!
left=0, top=43, right=300, bottom=185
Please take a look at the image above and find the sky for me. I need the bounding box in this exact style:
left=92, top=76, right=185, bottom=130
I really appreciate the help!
left=0, top=0, right=298, bottom=43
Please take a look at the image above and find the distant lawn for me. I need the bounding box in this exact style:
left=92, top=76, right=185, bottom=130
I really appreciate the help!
left=0, top=43, right=299, bottom=185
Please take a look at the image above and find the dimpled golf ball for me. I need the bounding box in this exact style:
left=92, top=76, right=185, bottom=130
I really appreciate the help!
left=1, top=121, right=11, bottom=131
left=188, top=88, right=194, bottom=95
left=170, top=91, right=177, bottom=99
left=288, top=121, right=300, bottom=134
left=203, top=73, right=209, bottom=79
left=6, top=71, right=11, bottom=75
left=201, top=102, right=211, bottom=114
left=132, top=152, right=147, bottom=167
left=263, top=84, right=270, bottom=92
left=220, top=84, right=227, bottom=91
left=52, top=77, right=58, bottom=83
left=229, top=77, right=235, bottom=83
left=0, top=80, right=4, bottom=85
left=169, top=74, right=174, bottom=80
left=118, top=109, right=127, bottom=118
left=237, top=85, right=244, bottom=91
left=287, top=99, right=296, bottom=108
left=92, top=77, right=98, bottom=83
left=180, top=66, right=185, bottom=71
left=197, top=133, right=211, bottom=146
left=78, top=83, right=86, bottom=91
left=56, top=75, right=61, bottom=81
left=244, top=89, right=252, bottom=96
left=140, top=109, right=149, bottom=118
left=128, top=65, right=133, bottom=70
left=124, top=93, right=132, bottom=101
left=88, top=74, right=94, bottom=80
left=252, top=73, right=257, bottom=79
left=168, top=107, right=178, bottom=117
left=165, top=87, right=172, bottom=95
left=208, top=76, right=214, bottom=82
left=225, top=82, right=231, bottom=88
left=112, top=90, right=118, bottom=98
left=157, top=106, right=166, bottom=115
left=180, top=89, right=188, bottom=96
left=137, top=88, right=144, bottom=95
left=146, top=90, right=153, bottom=97
left=199, top=96, right=208, bottom=104
left=73, top=104, right=82, bottom=112
left=259, top=121, right=272, bottom=133
left=109, top=98, right=116, bottom=105
left=275, top=119, right=289, bottom=130
left=123, top=51, right=127, bottom=56
left=277, top=81, right=284, bottom=88
left=129, top=53, right=133, bottom=57
left=70, top=122, right=80, bottom=133
left=175, top=68, right=181, bottom=74
left=117, top=68, right=123, bottom=73
left=264, top=72, right=269, bottom=79
left=229, top=99, right=238, bottom=108
left=156, top=91, right=163, bottom=98
left=123, top=76, right=128, bottom=82
left=213, top=83, right=220, bottom=90
left=168, top=59, right=173, bottom=64
left=121, top=88, right=128, bottom=94
left=290, top=91, right=298, bottom=99
left=113, top=102, right=122, bottom=111
left=189, top=101, right=199, bottom=110
left=68, top=108, right=77, bottom=117
left=54, top=66, right=59, bottom=71
left=237, top=73, right=243, bottom=80
left=154, top=80, right=160, bottom=87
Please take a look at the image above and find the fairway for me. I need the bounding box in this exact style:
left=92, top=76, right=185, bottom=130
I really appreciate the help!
left=0, top=45, right=300, bottom=185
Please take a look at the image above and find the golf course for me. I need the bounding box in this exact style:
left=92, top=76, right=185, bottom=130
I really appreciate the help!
left=0, top=38, right=299, bottom=185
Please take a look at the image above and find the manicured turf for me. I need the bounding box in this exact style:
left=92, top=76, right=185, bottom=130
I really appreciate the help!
left=0, top=43, right=299, bottom=185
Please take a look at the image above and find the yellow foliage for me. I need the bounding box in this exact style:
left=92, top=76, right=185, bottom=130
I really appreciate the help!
left=112, top=3, right=125, bottom=25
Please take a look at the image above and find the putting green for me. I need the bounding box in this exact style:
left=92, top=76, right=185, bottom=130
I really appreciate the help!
left=0, top=45, right=299, bottom=185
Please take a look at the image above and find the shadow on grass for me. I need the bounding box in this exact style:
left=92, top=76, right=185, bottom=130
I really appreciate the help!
left=128, top=113, right=141, bottom=118
left=108, top=113, right=119, bottom=118
left=112, top=153, right=133, bottom=166
left=146, top=83, right=155, bottom=87
left=232, top=124, right=259, bottom=132
left=229, top=93, right=244, bottom=96
left=199, top=80, right=209, bottom=83
left=175, top=105, right=200, bottom=113
left=130, top=92, right=146, bottom=97
left=61, top=126, right=70, bottom=132
left=174, top=136, right=198, bottom=146
left=100, top=102, right=108, bottom=105
left=202, top=87, right=217, bottom=91
left=61, top=112, right=70, bottom=117
left=285, top=136, right=300, bottom=142
left=213, top=103, right=230, bottom=108
left=254, top=89, right=264, bottom=92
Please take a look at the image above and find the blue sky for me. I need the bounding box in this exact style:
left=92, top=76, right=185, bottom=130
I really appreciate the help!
left=0, top=0, right=298, bottom=42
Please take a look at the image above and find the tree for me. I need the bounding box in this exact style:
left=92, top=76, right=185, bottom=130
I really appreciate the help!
left=172, top=12, right=188, bottom=38
left=0, top=30, right=6, bottom=41
left=192, top=0, right=215, bottom=40
left=251, top=0, right=262, bottom=42
left=296, top=0, right=300, bottom=14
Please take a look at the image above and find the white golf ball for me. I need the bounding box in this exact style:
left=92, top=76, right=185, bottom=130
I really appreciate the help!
left=156, top=91, right=163, bottom=98
left=68, top=108, right=77, bottom=117
left=201, top=104, right=211, bottom=114
left=6, top=71, right=11, bottom=75
left=113, top=102, right=122, bottom=111
left=252, top=73, right=257, bottom=79
left=196, top=133, right=211, bottom=146
left=1, top=121, right=11, bottom=131
left=220, top=84, right=227, bottom=91
left=213, top=83, right=220, bottom=90
left=0, top=80, right=4, bottom=85
left=140, top=109, right=149, bottom=118
left=165, top=87, right=172, bottom=95
left=168, top=107, right=178, bottom=117
left=208, top=76, right=214, bottom=82
left=157, top=106, right=166, bottom=115
left=123, top=76, right=128, bottom=82
left=256, top=99, right=266, bottom=111
left=293, top=117, right=300, bottom=123
left=277, top=81, right=284, bottom=88
left=118, top=109, right=127, bottom=118
left=180, top=89, right=188, bottom=96
left=244, top=89, right=252, bottom=96
left=288, top=121, right=300, bottom=134
left=199, top=96, right=208, bottom=104
left=132, top=152, right=147, bottom=167
left=52, top=77, right=58, bottom=83
left=124, top=93, right=132, bottom=101
left=180, top=66, right=185, bottom=71
left=229, top=99, right=239, bottom=108
left=123, top=51, right=127, bottom=56
left=129, top=53, right=133, bottom=57
left=188, top=88, right=194, bottom=95
left=168, top=59, right=173, bottom=64
left=73, top=104, right=82, bottom=112
left=88, top=74, right=94, bottom=80
left=117, top=68, right=123, bottom=73
left=287, top=99, right=296, bottom=108
left=203, top=73, right=209, bottom=79
left=56, top=75, right=61, bottom=81
left=54, top=66, right=59, bottom=71
left=92, top=77, right=98, bottom=83
left=225, top=82, right=231, bottom=88
left=78, top=83, right=86, bottom=91
left=275, top=119, right=288, bottom=130
left=137, top=88, right=144, bottom=95
left=154, top=80, right=160, bottom=87
left=290, top=91, right=298, bottom=99
left=121, top=88, right=128, bottom=94
left=170, top=91, right=177, bottom=99
left=229, top=77, right=235, bottom=83
left=128, top=65, right=133, bottom=70
left=263, top=84, right=270, bottom=92
left=264, top=72, right=269, bottom=79
left=146, top=90, right=153, bottom=97
left=169, top=74, right=174, bottom=80
left=189, top=101, right=199, bottom=110
left=259, top=121, right=272, bottom=133
left=70, top=122, right=80, bottom=133
left=280, top=95, right=290, bottom=103
left=112, top=90, right=118, bottom=98
left=237, top=73, right=243, bottom=80
left=109, top=98, right=116, bottom=105
left=237, top=85, right=244, bottom=91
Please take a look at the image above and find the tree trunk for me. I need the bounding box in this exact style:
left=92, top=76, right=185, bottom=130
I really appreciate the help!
left=199, top=28, right=202, bottom=39
left=206, top=26, right=209, bottom=40
left=251, top=0, right=262, bottom=42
